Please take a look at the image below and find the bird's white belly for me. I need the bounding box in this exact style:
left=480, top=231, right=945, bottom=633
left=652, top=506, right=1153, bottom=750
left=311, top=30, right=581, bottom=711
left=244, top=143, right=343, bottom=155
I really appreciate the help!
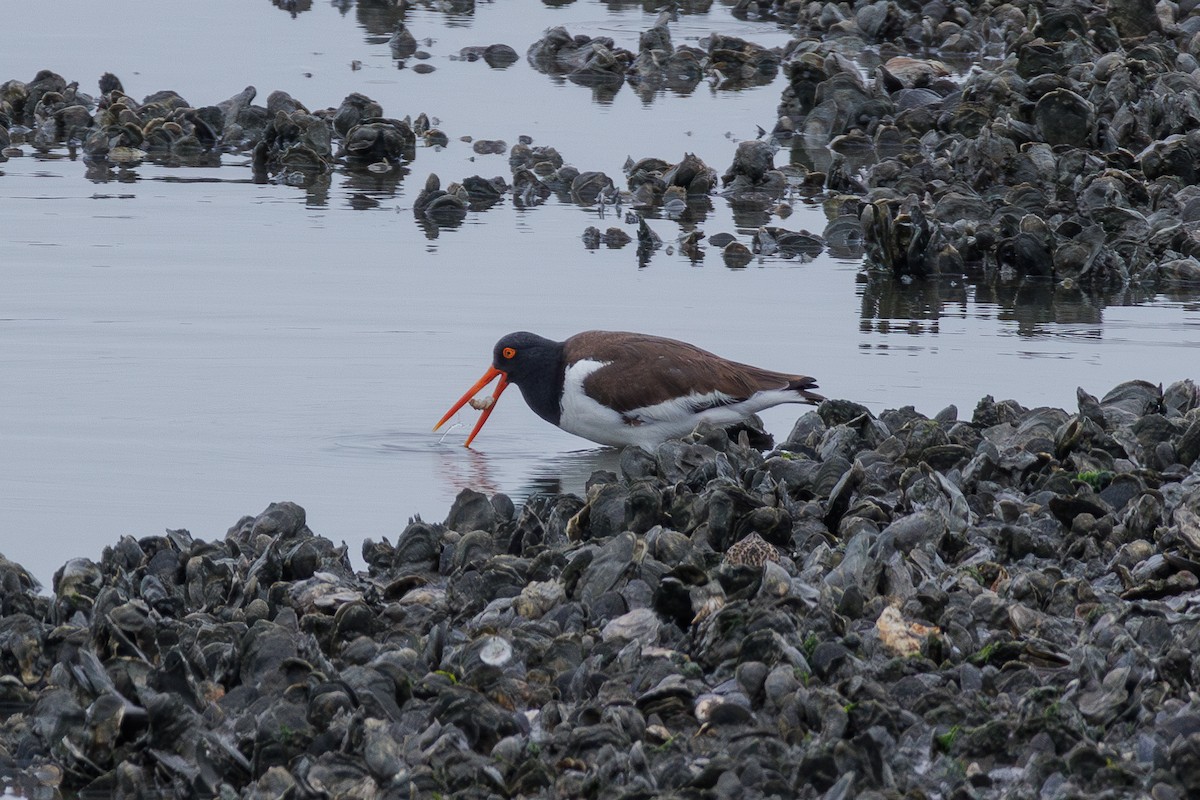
left=557, top=359, right=795, bottom=448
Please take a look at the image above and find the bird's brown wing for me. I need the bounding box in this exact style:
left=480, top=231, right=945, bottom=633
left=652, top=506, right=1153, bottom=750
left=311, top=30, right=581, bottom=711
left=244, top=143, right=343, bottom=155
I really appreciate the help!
left=565, top=330, right=821, bottom=413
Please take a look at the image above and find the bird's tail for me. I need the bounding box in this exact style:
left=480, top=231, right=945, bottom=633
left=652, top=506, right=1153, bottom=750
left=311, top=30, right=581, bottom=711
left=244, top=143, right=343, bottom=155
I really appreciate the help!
left=787, top=376, right=825, bottom=405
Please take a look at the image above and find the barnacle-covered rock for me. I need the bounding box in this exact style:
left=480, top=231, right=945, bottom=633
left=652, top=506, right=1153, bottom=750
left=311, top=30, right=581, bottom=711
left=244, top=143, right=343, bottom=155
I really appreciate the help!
left=4, top=374, right=1200, bottom=798
left=526, top=26, right=633, bottom=86
left=339, top=117, right=415, bottom=165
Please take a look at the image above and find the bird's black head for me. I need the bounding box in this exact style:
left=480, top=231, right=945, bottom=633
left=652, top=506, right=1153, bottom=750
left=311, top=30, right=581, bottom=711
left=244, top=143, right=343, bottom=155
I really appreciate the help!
left=492, top=331, right=561, bottom=385
left=492, top=331, right=565, bottom=424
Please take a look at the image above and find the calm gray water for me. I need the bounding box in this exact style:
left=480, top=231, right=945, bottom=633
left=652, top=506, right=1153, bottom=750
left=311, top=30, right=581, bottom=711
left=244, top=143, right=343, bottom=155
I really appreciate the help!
left=2, top=0, right=1199, bottom=588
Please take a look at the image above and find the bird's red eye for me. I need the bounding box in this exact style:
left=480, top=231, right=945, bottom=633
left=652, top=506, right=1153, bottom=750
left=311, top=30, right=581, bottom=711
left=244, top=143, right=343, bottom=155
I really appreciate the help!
left=502, top=347, right=516, bottom=359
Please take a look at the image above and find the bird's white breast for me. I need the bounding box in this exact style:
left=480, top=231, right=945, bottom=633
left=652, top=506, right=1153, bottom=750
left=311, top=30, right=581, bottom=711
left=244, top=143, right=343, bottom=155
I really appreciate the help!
left=558, top=359, right=633, bottom=446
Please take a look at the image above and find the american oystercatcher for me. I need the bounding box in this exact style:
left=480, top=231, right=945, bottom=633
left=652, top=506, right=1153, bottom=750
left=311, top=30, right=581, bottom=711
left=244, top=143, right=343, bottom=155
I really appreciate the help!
left=434, top=331, right=824, bottom=448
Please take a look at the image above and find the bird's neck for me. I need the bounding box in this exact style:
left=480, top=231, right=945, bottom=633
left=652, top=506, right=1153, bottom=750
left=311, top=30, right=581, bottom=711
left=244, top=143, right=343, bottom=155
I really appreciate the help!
left=515, top=346, right=565, bottom=426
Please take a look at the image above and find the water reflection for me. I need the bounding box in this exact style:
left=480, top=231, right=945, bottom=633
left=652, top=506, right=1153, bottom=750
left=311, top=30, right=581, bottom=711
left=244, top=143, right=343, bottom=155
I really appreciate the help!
left=980, top=283, right=1112, bottom=336
left=85, top=160, right=135, bottom=183
left=270, top=0, right=313, bottom=18
left=433, top=442, right=503, bottom=498
left=598, top=0, right=715, bottom=16
left=629, top=75, right=703, bottom=103
left=415, top=0, right=477, bottom=18
left=296, top=173, right=333, bottom=207
left=728, top=197, right=775, bottom=230
left=350, top=431, right=622, bottom=515
left=349, top=0, right=407, bottom=36
left=638, top=196, right=713, bottom=228
left=341, top=162, right=410, bottom=203
left=565, top=75, right=624, bottom=105
left=855, top=271, right=1197, bottom=338
left=348, top=0, right=482, bottom=38
left=441, top=446, right=626, bottom=506
left=83, top=152, right=226, bottom=183
left=521, top=448, right=625, bottom=500
left=858, top=273, right=965, bottom=335
left=415, top=215, right=462, bottom=239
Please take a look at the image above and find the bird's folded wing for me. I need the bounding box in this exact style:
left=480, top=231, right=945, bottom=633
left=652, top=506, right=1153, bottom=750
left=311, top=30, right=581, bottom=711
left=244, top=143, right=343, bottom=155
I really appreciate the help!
left=568, top=331, right=808, bottom=414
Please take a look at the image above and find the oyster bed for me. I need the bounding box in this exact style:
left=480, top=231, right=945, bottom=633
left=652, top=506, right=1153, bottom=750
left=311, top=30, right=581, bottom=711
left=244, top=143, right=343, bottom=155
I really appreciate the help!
left=5, top=0, right=1200, bottom=280
left=5, top=0, right=1200, bottom=797
left=3, top=380, right=1200, bottom=798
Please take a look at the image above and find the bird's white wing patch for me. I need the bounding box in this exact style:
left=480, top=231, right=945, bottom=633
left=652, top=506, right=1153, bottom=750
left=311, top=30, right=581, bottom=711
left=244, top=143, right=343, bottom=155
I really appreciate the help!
left=627, top=390, right=738, bottom=424
left=558, top=360, right=806, bottom=448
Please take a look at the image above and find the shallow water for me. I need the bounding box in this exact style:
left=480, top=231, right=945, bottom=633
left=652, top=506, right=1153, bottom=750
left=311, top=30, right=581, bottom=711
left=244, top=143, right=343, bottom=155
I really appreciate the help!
left=2, top=0, right=1199, bottom=587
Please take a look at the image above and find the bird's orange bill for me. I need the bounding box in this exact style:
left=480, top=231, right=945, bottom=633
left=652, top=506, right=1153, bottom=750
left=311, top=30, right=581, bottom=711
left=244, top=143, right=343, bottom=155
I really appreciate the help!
left=433, top=366, right=510, bottom=447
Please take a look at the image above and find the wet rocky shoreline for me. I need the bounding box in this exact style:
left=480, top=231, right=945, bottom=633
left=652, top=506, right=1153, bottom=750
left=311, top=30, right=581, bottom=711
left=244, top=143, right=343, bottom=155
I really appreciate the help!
left=2, top=380, right=1200, bottom=798
left=5, top=0, right=1200, bottom=797
left=4, top=0, right=1200, bottom=281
